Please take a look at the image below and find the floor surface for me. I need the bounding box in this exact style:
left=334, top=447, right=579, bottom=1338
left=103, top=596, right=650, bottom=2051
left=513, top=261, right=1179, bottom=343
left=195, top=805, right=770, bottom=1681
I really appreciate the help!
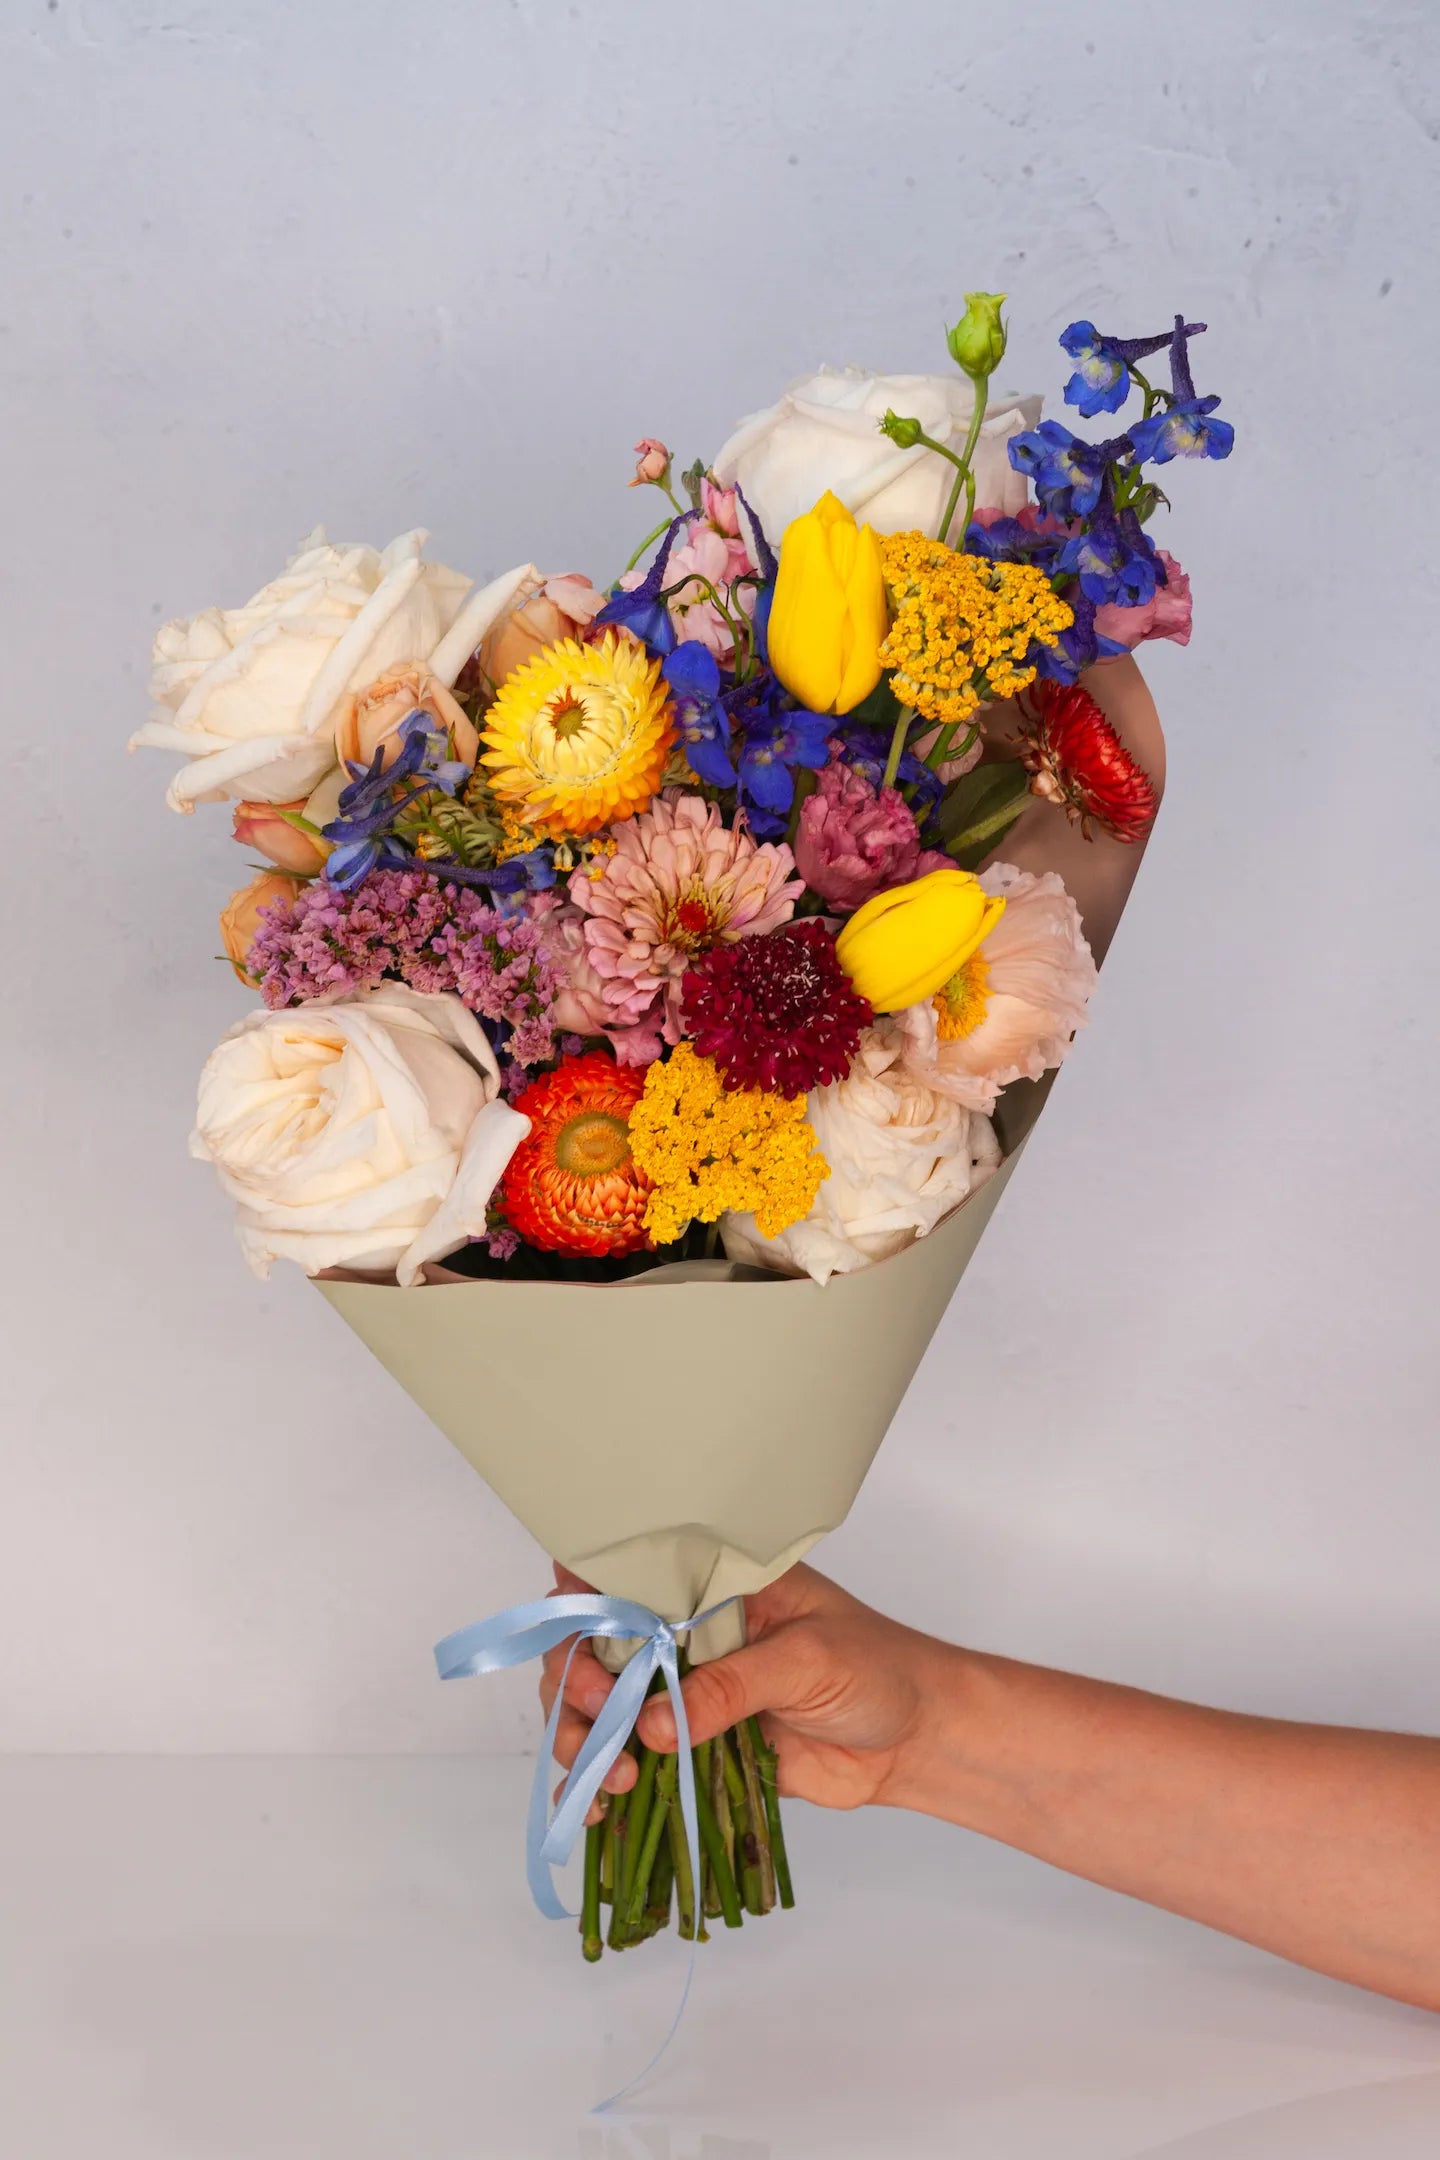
left=4, top=1756, right=1439, bottom=2159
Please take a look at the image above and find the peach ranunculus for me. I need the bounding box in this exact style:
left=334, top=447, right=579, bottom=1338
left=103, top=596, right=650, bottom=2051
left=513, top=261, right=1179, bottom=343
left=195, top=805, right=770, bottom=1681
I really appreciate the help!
left=231, top=799, right=330, bottom=874
left=219, top=870, right=305, bottom=984
left=893, top=861, right=1097, bottom=1113
left=334, top=664, right=479, bottom=775
left=721, top=1015, right=1001, bottom=1285
left=478, top=573, right=608, bottom=694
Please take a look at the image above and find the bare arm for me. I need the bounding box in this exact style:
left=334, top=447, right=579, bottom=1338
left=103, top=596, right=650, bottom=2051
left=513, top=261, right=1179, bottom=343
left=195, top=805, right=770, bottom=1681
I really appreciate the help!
left=541, top=1563, right=1440, bottom=2012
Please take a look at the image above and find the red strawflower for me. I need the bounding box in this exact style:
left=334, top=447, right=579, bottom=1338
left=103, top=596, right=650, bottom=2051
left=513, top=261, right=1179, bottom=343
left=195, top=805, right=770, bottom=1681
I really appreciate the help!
left=501, top=1052, right=653, bottom=1257
left=1015, top=679, right=1159, bottom=844
left=681, top=920, right=873, bottom=1099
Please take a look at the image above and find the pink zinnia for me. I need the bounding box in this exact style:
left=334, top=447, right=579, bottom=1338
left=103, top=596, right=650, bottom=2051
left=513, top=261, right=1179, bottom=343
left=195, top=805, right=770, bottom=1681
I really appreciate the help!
left=794, top=754, right=950, bottom=912
left=569, top=791, right=803, bottom=1040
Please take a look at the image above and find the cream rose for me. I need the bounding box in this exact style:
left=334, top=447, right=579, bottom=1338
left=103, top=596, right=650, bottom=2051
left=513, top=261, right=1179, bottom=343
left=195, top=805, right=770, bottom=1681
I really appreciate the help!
left=721, top=1015, right=1001, bottom=1285
left=191, top=986, right=529, bottom=1285
left=712, top=366, right=1041, bottom=543
left=133, top=528, right=536, bottom=811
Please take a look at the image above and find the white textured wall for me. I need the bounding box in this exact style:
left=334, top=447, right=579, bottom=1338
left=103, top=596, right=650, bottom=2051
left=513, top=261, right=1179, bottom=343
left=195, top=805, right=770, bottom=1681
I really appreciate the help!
left=2, top=0, right=1436, bottom=1753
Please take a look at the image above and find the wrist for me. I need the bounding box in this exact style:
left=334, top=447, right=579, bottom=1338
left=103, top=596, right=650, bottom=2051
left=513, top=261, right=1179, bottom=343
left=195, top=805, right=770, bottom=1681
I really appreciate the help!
left=873, top=1634, right=984, bottom=1818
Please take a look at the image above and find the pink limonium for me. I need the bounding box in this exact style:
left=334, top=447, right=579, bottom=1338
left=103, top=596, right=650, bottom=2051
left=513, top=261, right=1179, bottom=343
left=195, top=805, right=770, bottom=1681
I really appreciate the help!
left=525, top=891, right=666, bottom=1066
left=1094, top=549, right=1192, bottom=651
left=893, top=860, right=1098, bottom=1113
left=247, top=868, right=563, bottom=1066
left=568, top=790, right=803, bottom=1041
left=794, top=750, right=951, bottom=912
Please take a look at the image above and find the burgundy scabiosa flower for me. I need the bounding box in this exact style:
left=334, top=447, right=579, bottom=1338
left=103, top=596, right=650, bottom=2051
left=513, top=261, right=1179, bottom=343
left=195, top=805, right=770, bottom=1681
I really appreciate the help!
left=1015, top=679, right=1159, bottom=845
left=681, top=920, right=873, bottom=1098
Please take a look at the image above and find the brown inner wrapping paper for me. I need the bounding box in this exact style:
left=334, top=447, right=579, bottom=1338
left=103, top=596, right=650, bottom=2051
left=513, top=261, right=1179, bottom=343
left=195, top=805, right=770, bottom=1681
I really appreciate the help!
left=316, top=658, right=1165, bottom=1663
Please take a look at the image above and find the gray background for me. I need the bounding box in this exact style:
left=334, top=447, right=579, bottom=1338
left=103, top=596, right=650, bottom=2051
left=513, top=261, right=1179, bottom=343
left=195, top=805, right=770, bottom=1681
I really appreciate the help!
left=2, top=0, right=1436, bottom=1757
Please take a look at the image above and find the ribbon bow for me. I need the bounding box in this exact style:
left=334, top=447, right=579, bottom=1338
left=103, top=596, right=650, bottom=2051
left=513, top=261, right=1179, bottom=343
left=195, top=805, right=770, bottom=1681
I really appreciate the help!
left=435, top=1590, right=735, bottom=2106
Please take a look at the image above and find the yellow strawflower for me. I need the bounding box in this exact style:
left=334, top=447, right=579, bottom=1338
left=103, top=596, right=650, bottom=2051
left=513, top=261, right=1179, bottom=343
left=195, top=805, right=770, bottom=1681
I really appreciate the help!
left=629, top=1043, right=828, bottom=1244
left=878, top=531, right=1072, bottom=728
left=480, top=629, right=674, bottom=842
left=768, top=492, right=888, bottom=715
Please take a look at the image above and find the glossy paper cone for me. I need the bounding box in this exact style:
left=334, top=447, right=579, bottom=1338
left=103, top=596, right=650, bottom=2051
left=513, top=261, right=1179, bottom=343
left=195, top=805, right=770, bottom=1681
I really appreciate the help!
left=317, top=659, right=1165, bottom=1659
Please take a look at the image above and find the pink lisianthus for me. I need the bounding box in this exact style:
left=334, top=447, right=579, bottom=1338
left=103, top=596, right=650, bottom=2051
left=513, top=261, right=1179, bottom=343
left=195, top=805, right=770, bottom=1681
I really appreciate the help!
left=568, top=791, right=803, bottom=1040
left=1094, top=550, right=1192, bottom=651
left=794, top=752, right=950, bottom=912
left=526, top=891, right=665, bottom=1066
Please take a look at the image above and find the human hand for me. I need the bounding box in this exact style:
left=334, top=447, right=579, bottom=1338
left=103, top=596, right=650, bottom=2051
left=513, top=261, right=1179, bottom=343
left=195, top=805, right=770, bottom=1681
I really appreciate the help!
left=538, top=1560, right=953, bottom=1816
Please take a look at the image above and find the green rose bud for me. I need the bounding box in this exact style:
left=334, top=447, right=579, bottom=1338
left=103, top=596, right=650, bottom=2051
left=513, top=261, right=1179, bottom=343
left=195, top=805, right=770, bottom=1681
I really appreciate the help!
left=879, top=408, right=925, bottom=449
left=946, top=292, right=1008, bottom=381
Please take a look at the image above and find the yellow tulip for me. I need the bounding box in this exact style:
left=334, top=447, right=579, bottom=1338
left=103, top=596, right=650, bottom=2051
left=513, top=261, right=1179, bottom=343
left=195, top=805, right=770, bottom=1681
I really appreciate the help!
left=835, top=866, right=1005, bottom=1013
left=768, top=491, right=888, bottom=715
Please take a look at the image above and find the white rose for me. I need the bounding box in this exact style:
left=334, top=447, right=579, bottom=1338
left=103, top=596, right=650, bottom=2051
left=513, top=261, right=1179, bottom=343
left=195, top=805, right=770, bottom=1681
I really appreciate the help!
left=132, top=527, right=536, bottom=811
left=722, top=1016, right=1001, bottom=1286
left=191, top=986, right=529, bottom=1286
left=712, top=366, right=1042, bottom=544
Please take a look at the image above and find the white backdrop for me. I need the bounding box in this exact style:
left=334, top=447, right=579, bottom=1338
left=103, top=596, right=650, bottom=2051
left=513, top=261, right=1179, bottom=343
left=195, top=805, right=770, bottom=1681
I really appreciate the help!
left=2, top=0, right=1436, bottom=1756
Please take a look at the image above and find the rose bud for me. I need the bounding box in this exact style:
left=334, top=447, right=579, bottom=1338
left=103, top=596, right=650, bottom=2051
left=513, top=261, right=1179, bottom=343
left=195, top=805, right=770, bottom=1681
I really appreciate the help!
left=232, top=800, right=329, bottom=875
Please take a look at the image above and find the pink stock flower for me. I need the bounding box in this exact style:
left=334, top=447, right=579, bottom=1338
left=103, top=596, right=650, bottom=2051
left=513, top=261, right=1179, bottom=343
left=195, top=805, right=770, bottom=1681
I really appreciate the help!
left=630, top=438, right=671, bottom=487
left=794, top=753, right=950, bottom=912
left=568, top=791, right=803, bottom=1040
left=701, top=476, right=741, bottom=537
left=1094, top=550, right=1192, bottom=651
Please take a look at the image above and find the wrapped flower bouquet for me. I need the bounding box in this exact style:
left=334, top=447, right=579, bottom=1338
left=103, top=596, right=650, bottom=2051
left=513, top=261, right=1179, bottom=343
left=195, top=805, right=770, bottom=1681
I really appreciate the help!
left=135, top=297, right=1228, bottom=1965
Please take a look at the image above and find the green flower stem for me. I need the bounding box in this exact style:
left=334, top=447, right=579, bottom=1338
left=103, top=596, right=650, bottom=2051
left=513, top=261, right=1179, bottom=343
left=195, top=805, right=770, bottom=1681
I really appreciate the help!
left=666, top=1787, right=703, bottom=1941
left=620, top=515, right=674, bottom=578
left=600, top=1786, right=621, bottom=1903
left=581, top=1815, right=605, bottom=1962
left=642, top=1839, right=675, bottom=1938
left=735, top=1718, right=777, bottom=1912
left=619, top=1744, right=660, bottom=1912
left=693, top=1767, right=744, bottom=1929
left=623, top=1754, right=677, bottom=1932
left=926, top=718, right=980, bottom=773
left=696, top=1741, right=723, bottom=1918
left=660, top=480, right=684, bottom=514
left=882, top=703, right=915, bottom=792
left=748, top=1718, right=796, bottom=1910
left=720, top=1733, right=767, bottom=1916
left=938, top=376, right=990, bottom=547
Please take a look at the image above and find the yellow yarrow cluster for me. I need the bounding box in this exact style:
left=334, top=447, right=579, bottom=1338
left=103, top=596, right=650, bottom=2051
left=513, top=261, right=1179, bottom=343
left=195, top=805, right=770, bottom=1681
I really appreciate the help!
left=877, top=532, right=1073, bottom=727
left=628, top=1043, right=828, bottom=1244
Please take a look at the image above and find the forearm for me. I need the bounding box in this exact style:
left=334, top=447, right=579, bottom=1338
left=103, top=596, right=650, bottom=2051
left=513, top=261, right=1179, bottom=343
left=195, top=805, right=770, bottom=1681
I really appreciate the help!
left=885, top=1641, right=1440, bottom=2011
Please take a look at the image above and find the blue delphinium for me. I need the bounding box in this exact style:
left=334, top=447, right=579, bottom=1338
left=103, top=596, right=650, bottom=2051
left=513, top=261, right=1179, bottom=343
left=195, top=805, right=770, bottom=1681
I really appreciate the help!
left=962, top=514, right=1066, bottom=576
left=1054, top=493, right=1163, bottom=608
left=322, top=710, right=470, bottom=890
left=831, top=723, right=945, bottom=825
left=661, top=643, right=735, bottom=785
left=591, top=512, right=691, bottom=655
left=1008, top=421, right=1128, bottom=521
left=1032, top=588, right=1128, bottom=683
left=1059, top=319, right=1204, bottom=419
left=721, top=672, right=830, bottom=836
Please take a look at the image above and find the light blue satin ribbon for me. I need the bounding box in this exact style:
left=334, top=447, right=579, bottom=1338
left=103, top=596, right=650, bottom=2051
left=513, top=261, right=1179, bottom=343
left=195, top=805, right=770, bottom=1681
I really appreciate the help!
left=435, top=1590, right=735, bottom=2108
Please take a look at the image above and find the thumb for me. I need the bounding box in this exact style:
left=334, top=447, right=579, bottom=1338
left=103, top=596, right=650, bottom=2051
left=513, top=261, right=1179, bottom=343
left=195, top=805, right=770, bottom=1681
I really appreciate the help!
left=637, top=1635, right=792, bottom=1752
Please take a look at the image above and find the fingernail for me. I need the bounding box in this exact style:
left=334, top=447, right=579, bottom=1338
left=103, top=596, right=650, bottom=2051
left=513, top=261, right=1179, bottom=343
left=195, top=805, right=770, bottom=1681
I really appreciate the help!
left=583, top=1684, right=610, bottom=1717
left=640, top=1703, right=676, bottom=1748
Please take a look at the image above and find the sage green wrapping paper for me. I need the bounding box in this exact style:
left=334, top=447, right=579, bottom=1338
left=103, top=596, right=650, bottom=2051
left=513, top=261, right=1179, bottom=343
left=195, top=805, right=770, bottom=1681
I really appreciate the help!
left=316, top=657, right=1165, bottom=1662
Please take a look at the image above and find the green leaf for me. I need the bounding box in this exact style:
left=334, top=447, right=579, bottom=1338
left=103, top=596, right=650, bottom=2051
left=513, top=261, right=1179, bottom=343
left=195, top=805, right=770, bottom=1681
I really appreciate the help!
left=274, top=808, right=326, bottom=839
left=934, top=760, right=1033, bottom=869
left=842, top=672, right=902, bottom=732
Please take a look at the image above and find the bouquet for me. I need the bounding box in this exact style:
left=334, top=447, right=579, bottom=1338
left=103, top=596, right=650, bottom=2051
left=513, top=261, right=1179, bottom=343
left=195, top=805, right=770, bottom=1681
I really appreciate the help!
left=133, top=296, right=1227, bottom=1964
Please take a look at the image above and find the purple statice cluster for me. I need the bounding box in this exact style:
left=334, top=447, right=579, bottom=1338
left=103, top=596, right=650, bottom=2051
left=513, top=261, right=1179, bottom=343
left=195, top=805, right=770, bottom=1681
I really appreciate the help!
left=247, top=869, right=561, bottom=1066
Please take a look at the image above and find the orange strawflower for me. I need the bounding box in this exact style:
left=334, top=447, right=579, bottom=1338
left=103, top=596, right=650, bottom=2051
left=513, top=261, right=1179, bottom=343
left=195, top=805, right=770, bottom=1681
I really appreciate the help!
left=501, top=1052, right=654, bottom=1257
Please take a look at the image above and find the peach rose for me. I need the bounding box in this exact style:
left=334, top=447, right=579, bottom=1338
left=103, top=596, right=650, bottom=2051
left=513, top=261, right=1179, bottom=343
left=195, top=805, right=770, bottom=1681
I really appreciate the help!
left=333, top=664, right=479, bottom=775
left=231, top=799, right=329, bottom=874
left=478, top=574, right=607, bottom=693
left=219, top=870, right=303, bottom=984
